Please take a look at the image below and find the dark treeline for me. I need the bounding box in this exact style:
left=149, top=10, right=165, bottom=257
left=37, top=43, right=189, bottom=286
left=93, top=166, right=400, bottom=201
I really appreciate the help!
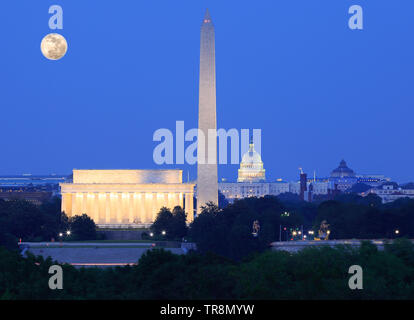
left=2, top=240, right=414, bottom=299
left=2, top=192, right=414, bottom=251
left=1, top=193, right=414, bottom=299
left=0, top=197, right=98, bottom=250
left=155, top=194, right=414, bottom=261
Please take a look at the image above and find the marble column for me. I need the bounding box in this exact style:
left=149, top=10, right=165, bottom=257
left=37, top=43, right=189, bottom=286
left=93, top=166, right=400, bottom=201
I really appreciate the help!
left=61, top=193, right=72, bottom=216
left=121, top=193, right=127, bottom=224
left=167, top=193, right=174, bottom=210
left=162, top=193, right=168, bottom=211
left=86, top=194, right=93, bottom=220
left=93, top=193, right=100, bottom=223
left=98, top=193, right=105, bottom=224
left=189, top=193, right=194, bottom=220
left=110, top=193, right=117, bottom=223
left=174, top=193, right=180, bottom=209
left=82, top=193, right=87, bottom=215
left=134, top=193, right=142, bottom=224
left=150, top=193, right=158, bottom=223
left=139, top=192, right=145, bottom=223
left=117, top=193, right=123, bottom=224
left=144, top=193, right=153, bottom=224
left=185, top=193, right=194, bottom=223
left=155, top=192, right=164, bottom=218
left=128, top=193, right=134, bottom=223
left=72, top=193, right=80, bottom=216
left=105, top=193, right=111, bottom=224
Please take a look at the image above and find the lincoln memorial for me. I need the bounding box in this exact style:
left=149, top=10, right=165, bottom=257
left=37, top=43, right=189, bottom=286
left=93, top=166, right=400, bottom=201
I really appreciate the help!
left=60, top=169, right=195, bottom=228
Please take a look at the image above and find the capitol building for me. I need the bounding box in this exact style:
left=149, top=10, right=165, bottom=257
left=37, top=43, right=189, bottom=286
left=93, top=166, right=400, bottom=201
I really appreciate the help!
left=218, top=142, right=331, bottom=202
left=219, top=148, right=390, bottom=203
left=237, top=140, right=266, bottom=183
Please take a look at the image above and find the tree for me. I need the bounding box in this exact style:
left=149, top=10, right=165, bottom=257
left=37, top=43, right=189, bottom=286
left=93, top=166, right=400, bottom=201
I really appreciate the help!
left=68, top=214, right=97, bottom=240
left=151, top=207, right=173, bottom=236
left=277, top=192, right=302, bottom=203
left=218, top=190, right=229, bottom=209
left=189, top=197, right=287, bottom=261
left=170, top=206, right=188, bottom=239
left=151, top=206, right=188, bottom=240
left=0, top=197, right=68, bottom=244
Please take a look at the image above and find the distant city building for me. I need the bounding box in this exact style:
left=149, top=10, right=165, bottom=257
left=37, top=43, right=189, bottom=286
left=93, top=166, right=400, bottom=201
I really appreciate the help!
left=329, top=160, right=358, bottom=191
left=0, top=174, right=65, bottom=204
left=299, top=171, right=307, bottom=201
left=0, top=190, right=53, bottom=205
left=327, top=160, right=391, bottom=191
left=237, top=141, right=266, bottom=183
left=220, top=182, right=270, bottom=201
left=219, top=179, right=333, bottom=203
left=356, top=174, right=391, bottom=187
left=219, top=148, right=333, bottom=203
left=219, top=157, right=395, bottom=203
left=366, top=184, right=414, bottom=203
left=60, top=169, right=195, bottom=228
left=0, top=174, right=67, bottom=193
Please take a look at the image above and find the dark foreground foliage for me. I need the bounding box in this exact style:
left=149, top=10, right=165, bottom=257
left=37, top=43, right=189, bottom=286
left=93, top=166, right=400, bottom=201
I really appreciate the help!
left=0, top=197, right=66, bottom=248
left=0, top=198, right=99, bottom=246
left=2, top=239, right=414, bottom=300
left=187, top=195, right=414, bottom=261
left=150, top=206, right=188, bottom=240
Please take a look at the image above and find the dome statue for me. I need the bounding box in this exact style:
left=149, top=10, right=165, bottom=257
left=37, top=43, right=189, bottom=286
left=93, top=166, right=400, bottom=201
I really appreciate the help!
left=237, top=140, right=266, bottom=183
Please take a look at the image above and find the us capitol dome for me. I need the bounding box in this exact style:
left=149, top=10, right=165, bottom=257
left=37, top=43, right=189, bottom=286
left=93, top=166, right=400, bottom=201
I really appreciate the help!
left=237, top=141, right=266, bottom=183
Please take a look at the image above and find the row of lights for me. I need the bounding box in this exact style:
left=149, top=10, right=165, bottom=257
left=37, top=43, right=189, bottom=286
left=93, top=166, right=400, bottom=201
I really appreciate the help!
left=293, top=229, right=400, bottom=237
left=58, top=230, right=71, bottom=237
left=149, top=230, right=167, bottom=237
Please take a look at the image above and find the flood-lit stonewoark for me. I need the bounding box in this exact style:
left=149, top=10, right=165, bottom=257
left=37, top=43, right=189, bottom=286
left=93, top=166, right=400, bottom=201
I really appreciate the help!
left=197, top=9, right=218, bottom=212
left=60, top=170, right=195, bottom=228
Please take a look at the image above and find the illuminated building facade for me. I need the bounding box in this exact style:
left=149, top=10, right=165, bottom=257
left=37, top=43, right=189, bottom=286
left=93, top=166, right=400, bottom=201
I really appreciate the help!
left=60, top=170, right=195, bottom=228
left=329, top=160, right=358, bottom=191
left=367, top=184, right=414, bottom=203
left=237, top=141, right=266, bottom=183
left=197, top=9, right=218, bottom=212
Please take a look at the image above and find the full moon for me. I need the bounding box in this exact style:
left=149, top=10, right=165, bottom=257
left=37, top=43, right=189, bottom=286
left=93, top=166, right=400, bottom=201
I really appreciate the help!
left=40, top=33, right=68, bottom=60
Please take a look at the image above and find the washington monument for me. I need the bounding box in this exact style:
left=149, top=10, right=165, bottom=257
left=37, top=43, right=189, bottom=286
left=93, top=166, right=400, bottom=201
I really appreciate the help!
left=197, top=9, right=218, bottom=212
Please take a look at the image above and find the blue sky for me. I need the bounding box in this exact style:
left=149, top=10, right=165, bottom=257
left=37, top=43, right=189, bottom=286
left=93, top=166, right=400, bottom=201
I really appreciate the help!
left=0, top=0, right=413, bottom=183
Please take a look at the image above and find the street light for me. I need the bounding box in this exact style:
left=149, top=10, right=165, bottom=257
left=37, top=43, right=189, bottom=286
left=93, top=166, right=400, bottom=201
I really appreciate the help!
left=58, top=233, right=63, bottom=237
left=149, top=232, right=154, bottom=237
left=66, top=230, right=71, bottom=236
left=395, top=230, right=400, bottom=235
left=161, top=230, right=166, bottom=236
